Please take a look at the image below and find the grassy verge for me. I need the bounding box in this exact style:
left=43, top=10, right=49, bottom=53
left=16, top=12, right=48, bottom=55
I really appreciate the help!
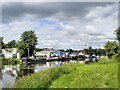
left=2, top=58, right=22, bottom=65
left=14, top=62, right=83, bottom=88
left=49, top=59, right=118, bottom=88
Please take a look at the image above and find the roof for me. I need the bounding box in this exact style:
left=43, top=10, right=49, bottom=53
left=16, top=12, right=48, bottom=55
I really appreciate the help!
left=36, top=49, right=61, bottom=55
left=2, top=48, right=17, bottom=54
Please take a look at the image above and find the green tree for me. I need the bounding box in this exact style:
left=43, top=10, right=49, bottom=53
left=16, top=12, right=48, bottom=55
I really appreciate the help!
left=6, top=40, right=17, bottom=48
left=115, top=27, right=120, bottom=43
left=0, top=36, right=6, bottom=49
left=88, top=46, right=94, bottom=56
left=115, top=27, right=120, bottom=61
left=104, top=41, right=119, bottom=59
left=0, top=36, right=2, bottom=52
left=17, top=30, right=38, bottom=58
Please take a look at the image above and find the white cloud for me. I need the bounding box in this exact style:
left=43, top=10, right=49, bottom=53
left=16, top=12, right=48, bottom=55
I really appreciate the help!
left=2, top=0, right=119, bottom=2
left=2, top=2, right=118, bottom=50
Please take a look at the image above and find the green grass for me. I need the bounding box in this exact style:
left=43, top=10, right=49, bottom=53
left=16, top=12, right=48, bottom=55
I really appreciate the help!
left=49, top=60, right=118, bottom=88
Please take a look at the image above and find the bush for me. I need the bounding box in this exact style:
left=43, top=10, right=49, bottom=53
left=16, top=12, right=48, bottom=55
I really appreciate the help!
left=2, top=58, right=22, bottom=65
left=98, top=57, right=117, bottom=64
left=14, top=62, right=82, bottom=88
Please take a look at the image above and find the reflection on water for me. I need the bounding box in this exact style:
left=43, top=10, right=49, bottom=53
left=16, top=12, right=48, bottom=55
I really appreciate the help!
left=0, top=80, right=2, bottom=89
left=2, top=61, right=63, bottom=88
left=3, top=73, right=16, bottom=88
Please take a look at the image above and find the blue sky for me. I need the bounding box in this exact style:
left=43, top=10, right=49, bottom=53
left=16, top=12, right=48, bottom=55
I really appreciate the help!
left=1, top=1, right=118, bottom=50
left=39, top=19, right=57, bottom=26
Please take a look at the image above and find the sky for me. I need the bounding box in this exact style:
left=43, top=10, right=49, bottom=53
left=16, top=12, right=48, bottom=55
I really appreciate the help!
left=1, top=1, right=119, bottom=50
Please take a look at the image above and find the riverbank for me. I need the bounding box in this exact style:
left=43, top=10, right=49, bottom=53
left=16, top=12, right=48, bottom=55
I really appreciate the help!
left=49, top=59, right=118, bottom=88
left=14, top=58, right=118, bottom=88
left=14, top=62, right=82, bottom=88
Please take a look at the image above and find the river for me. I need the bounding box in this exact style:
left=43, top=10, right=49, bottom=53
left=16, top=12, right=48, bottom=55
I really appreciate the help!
left=1, top=61, right=64, bottom=88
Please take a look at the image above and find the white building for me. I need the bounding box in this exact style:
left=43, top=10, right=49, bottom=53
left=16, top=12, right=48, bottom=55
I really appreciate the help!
left=2, top=48, right=20, bottom=59
left=35, top=49, right=61, bottom=59
left=35, top=49, right=54, bottom=58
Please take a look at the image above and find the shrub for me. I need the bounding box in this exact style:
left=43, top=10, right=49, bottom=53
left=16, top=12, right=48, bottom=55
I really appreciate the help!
left=98, top=57, right=117, bottom=64
left=2, top=58, right=22, bottom=65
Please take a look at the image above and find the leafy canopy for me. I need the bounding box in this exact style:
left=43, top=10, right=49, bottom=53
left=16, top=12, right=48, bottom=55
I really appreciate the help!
left=105, top=41, right=119, bottom=59
left=6, top=40, right=17, bottom=48
left=17, top=30, right=38, bottom=57
left=115, top=27, right=120, bottom=42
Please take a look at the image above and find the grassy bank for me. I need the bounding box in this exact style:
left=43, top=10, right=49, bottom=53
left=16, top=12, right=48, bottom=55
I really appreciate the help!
left=14, top=58, right=118, bottom=88
left=49, top=59, right=118, bottom=88
left=14, top=62, right=82, bottom=88
left=2, top=58, right=22, bottom=65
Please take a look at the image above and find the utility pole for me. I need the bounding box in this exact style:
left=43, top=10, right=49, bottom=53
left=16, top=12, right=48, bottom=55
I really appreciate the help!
left=84, top=43, right=86, bottom=49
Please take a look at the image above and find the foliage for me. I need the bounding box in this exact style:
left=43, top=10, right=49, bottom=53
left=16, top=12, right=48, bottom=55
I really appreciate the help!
left=98, top=57, right=117, bottom=64
left=14, top=63, right=81, bottom=88
left=112, top=47, right=120, bottom=62
left=0, top=36, right=6, bottom=49
left=115, top=27, right=120, bottom=61
left=0, top=36, right=17, bottom=49
left=35, top=48, right=43, bottom=52
left=17, top=30, right=38, bottom=58
left=49, top=60, right=118, bottom=88
left=83, top=48, right=106, bottom=56
left=2, top=58, right=22, bottom=65
left=104, top=41, right=119, bottom=59
left=115, top=27, right=120, bottom=43
left=6, top=40, right=17, bottom=48
left=0, top=36, right=2, bottom=53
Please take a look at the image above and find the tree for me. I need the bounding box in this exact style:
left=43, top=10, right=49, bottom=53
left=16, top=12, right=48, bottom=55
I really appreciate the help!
left=88, top=46, right=94, bottom=56
left=0, top=36, right=2, bottom=47
left=115, top=27, right=120, bottom=61
left=0, top=36, right=2, bottom=52
left=17, top=30, right=38, bottom=58
left=0, top=36, right=6, bottom=49
left=115, top=27, right=120, bottom=43
left=6, top=40, right=17, bottom=48
left=104, top=41, right=119, bottom=59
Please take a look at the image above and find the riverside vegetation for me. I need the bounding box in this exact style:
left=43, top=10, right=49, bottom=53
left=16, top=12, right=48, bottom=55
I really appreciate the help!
left=14, top=58, right=118, bottom=88
left=2, top=58, right=22, bottom=65
left=49, top=59, right=118, bottom=88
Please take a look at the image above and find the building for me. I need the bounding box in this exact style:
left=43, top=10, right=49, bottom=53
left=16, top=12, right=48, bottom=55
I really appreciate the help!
left=2, top=48, right=20, bottom=59
left=35, top=49, right=61, bottom=58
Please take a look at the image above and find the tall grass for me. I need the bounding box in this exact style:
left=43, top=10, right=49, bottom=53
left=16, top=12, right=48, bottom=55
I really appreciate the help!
left=49, top=59, right=118, bottom=88
left=14, top=62, right=82, bottom=88
left=98, top=57, right=118, bottom=64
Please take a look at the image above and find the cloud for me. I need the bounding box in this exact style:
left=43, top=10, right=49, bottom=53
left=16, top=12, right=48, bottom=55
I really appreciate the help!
left=2, top=2, right=114, bottom=23
left=2, top=0, right=119, bottom=2
left=2, top=2, right=118, bottom=50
